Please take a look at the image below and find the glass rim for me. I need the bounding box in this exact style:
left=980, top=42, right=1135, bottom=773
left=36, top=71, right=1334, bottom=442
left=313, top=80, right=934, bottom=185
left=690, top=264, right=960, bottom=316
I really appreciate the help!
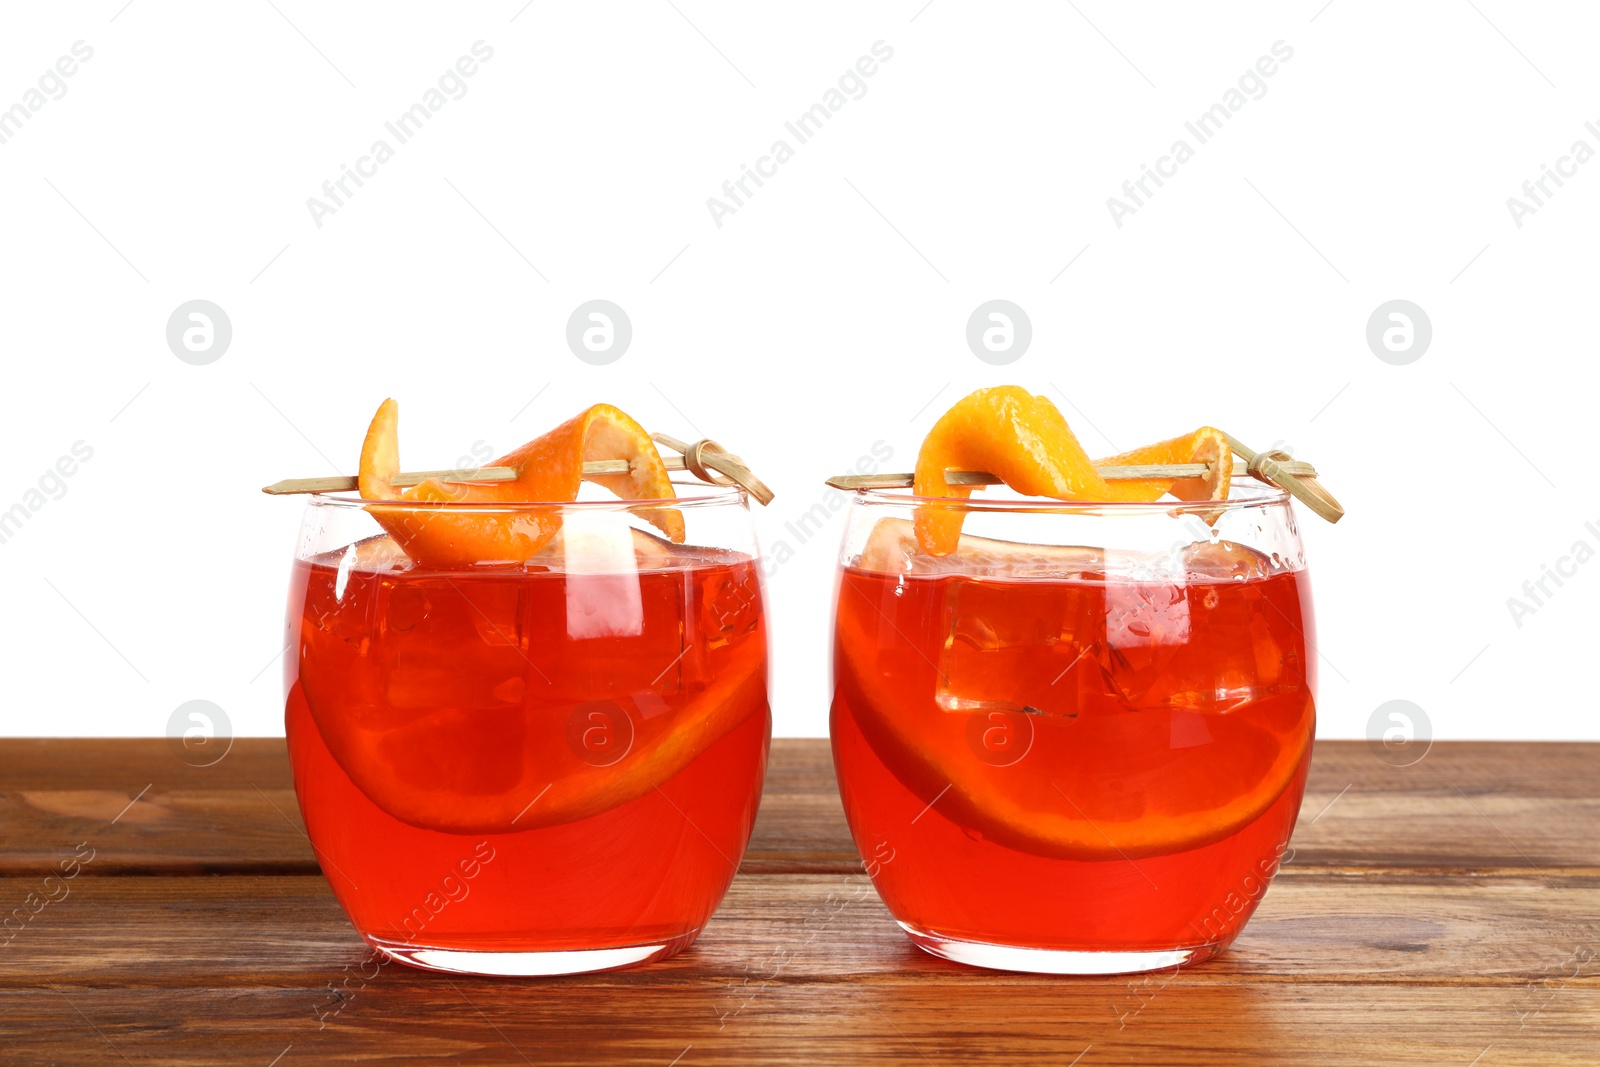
left=850, top=479, right=1290, bottom=514
left=303, top=479, right=749, bottom=511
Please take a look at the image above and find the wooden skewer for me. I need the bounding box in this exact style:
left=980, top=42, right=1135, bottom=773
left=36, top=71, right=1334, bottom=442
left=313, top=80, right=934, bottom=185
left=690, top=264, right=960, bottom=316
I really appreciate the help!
left=262, top=438, right=776, bottom=505
left=824, top=458, right=1320, bottom=491
left=825, top=444, right=1344, bottom=524
left=651, top=433, right=775, bottom=506
left=263, top=467, right=516, bottom=495
left=1222, top=433, right=1344, bottom=524
left=265, top=458, right=704, bottom=496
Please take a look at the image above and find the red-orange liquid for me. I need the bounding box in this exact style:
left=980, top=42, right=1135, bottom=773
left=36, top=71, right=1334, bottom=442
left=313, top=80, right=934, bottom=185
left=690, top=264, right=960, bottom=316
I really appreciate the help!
left=832, top=561, right=1315, bottom=956
left=285, top=540, right=769, bottom=960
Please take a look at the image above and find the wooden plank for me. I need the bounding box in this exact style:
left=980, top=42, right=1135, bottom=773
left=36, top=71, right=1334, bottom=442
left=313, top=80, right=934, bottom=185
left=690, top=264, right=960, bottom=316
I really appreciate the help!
left=2, top=740, right=1597, bottom=876
left=2, top=741, right=1597, bottom=1065
left=9, top=738, right=1595, bottom=798
left=3, top=874, right=1596, bottom=1065
left=0, top=738, right=315, bottom=876
left=6, top=982, right=1594, bottom=1066
left=4, top=873, right=1597, bottom=986
left=2, top=873, right=1595, bottom=1065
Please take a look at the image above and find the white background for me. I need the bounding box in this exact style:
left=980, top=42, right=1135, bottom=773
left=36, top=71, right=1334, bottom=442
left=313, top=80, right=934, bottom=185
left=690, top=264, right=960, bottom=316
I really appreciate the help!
left=0, top=1, right=1594, bottom=741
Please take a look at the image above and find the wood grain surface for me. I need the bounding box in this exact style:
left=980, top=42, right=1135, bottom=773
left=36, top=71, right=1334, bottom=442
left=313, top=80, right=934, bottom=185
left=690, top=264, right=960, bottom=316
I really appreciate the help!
left=1, top=739, right=1596, bottom=1065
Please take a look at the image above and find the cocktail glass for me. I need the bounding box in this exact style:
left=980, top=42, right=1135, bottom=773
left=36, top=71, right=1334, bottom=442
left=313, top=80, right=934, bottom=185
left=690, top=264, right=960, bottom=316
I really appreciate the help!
left=830, top=482, right=1315, bottom=974
left=285, top=485, right=769, bottom=975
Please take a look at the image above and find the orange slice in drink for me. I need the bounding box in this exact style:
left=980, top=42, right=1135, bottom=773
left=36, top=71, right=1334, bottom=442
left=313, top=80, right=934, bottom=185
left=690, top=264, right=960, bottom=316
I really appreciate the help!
left=912, top=386, right=1230, bottom=556
left=298, top=528, right=769, bottom=834
left=839, top=519, right=1313, bottom=860
left=836, top=625, right=1311, bottom=860
left=358, top=399, right=684, bottom=568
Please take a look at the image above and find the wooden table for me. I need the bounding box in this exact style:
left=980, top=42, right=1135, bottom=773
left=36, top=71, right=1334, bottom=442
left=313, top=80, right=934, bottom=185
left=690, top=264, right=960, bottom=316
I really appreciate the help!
left=1, top=739, right=1595, bottom=1065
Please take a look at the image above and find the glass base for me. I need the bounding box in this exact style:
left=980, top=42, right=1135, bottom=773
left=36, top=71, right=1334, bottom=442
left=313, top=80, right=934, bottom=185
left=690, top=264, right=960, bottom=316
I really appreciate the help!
left=899, top=922, right=1224, bottom=975
left=367, top=929, right=700, bottom=976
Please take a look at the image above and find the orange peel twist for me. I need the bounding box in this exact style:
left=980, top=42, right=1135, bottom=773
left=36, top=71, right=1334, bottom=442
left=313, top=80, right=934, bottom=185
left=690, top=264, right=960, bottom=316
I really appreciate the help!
left=912, top=386, right=1231, bottom=556
left=358, top=398, right=684, bottom=567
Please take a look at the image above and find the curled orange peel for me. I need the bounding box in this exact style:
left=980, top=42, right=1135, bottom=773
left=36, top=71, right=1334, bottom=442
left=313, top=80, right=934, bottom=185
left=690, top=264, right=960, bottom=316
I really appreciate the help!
left=358, top=399, right=685, bottom=567
left=912, top=387, right=1231, bottom=556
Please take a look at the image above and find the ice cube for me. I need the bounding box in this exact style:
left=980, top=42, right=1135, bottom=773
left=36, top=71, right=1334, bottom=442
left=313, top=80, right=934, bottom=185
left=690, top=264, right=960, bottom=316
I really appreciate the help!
left=705, top=567, right=761, bottom=639
left=1178, top=539, right=1278, bottom=581
left=1100, top=578, right=1190, bottom=708
left=1109, top=565, right=1299, bottom=714
left=560, top=513, right=645, bottom=640
left=305, top=538, right=402, bottom=646
left=856, top=517, right=1103, bottom=579
left=935, top=576, right=1124, bottom=719
left=378, top=574, right=531, bottom=710
left=1106, top=580, right=1191, bottom=648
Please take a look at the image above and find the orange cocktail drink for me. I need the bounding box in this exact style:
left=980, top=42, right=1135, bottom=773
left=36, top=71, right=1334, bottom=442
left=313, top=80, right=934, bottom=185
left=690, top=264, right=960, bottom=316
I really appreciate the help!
left=284, top=401, right=771, bottom=975
left=829, top=387, right=1318, bottom=974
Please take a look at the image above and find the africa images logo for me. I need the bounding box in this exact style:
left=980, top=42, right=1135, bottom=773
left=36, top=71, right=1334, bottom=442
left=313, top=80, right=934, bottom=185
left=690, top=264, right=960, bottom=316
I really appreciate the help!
left=1106, top=41, right=1294, bottom=228
left=305, top=42, right=495, bottom=228
left=705, top=41, right=894, bottom=228
left=0, top=41, right=94, bottom=148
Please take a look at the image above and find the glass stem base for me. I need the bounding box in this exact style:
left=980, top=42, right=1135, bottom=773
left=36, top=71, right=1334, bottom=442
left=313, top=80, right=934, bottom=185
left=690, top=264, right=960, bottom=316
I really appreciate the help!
left=366, top=929, right=701, bottom=977
left=899, top=922, right=1225, bottom=975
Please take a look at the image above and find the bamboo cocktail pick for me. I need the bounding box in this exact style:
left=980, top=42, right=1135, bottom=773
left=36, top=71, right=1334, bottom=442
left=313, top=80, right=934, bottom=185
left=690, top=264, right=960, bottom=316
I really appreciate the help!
left=824, top=435, right=1343, bottom=524
left=1220, top=433, right=1343, bottom=524
left=262, top=435, right=775, bottom=506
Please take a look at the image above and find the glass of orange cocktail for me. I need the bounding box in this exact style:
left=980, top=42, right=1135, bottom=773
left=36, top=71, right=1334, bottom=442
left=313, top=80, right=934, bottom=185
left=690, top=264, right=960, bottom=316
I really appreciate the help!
left=284, top=403, right=770, bottom=975
left=829, top=388, right=1318, bottom=974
